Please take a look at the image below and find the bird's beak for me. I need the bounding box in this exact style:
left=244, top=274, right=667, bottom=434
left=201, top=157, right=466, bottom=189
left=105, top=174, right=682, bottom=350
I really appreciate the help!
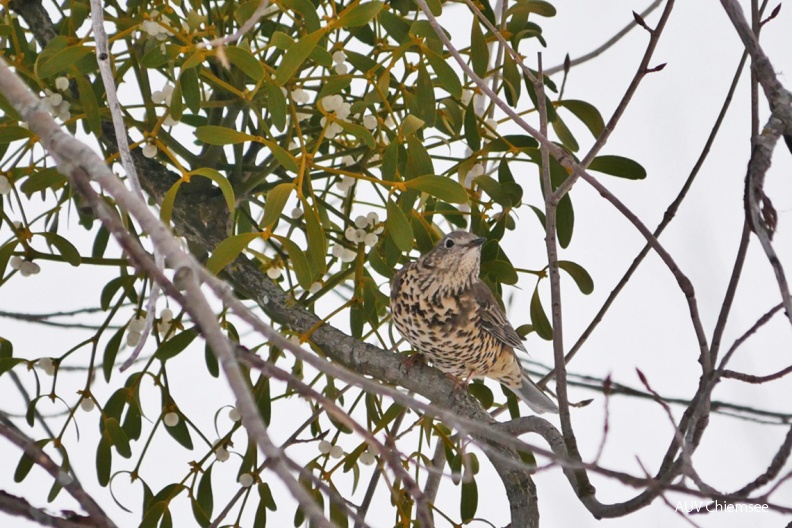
left=469, top=237, right=486, bottom=247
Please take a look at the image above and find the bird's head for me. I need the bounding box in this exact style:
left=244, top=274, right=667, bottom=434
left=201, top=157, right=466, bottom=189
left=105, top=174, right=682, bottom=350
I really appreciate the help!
left=420, top=231, right=486, bottom=284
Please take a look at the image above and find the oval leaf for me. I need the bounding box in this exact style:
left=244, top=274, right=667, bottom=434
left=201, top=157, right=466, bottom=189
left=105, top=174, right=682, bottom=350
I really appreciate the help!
left=386, top=200, right=413, bottom=252
left=337, top=1, right=384, bottom=27
left=261, top=183, right=293, bottom=228
left=39, top=232, right=81, bottom=266
left=588, top=155, right=647, bottom=180
left=274, top=29, right=323, bottom=86
left=223, top=46, right=265, bottom=80
left=206, top=233, right=261, bottom=274
left=155, top=328, right=199, bottom=361
left=273, top=235, right=313, bottom=289
left=558, top=260, right=594, bottom=295
left=195, top=126, right=256, bottom=145
left=404, top=175, right=468, bottom=204
left=530, top=287, right=553, bottom=340
left=37, top=45, right=92, bottom=78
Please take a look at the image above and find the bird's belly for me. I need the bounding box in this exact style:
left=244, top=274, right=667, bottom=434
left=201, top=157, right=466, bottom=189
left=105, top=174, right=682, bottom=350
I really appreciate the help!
left=392, top=301, right=499, bottom=378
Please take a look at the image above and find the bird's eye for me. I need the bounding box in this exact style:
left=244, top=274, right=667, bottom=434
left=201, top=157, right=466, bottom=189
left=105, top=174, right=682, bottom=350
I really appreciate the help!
left=444, top=239, right=455, bottom=249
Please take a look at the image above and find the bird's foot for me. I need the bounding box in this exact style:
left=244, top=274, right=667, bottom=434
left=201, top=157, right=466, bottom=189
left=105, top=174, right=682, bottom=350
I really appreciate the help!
left=401, top=352, right=426, bottom=372
left=448, top=371, right=474, bottom=395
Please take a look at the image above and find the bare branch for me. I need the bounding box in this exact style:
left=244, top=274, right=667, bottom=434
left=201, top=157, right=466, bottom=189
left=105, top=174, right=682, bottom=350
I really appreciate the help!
left=0, top=489, right=98, bottom=528
left=544, top=1, right=664, bottom=75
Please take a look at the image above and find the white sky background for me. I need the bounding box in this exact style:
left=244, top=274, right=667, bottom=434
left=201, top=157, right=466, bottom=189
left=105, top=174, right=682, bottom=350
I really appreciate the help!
left=2, top=1, right=792, bottom=527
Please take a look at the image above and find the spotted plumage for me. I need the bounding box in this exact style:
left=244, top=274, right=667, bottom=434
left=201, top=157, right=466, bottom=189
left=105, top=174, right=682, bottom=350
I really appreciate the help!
left=390, top=231, right=558, bottom=414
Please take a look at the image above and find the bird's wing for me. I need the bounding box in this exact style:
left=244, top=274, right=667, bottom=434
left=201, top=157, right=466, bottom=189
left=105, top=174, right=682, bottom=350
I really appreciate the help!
left=472, top=282, right=527, bottom=352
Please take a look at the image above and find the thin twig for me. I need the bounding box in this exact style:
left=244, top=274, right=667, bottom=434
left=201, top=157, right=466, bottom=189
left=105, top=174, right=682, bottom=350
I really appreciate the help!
left=544, top=1, right=664, bottom=75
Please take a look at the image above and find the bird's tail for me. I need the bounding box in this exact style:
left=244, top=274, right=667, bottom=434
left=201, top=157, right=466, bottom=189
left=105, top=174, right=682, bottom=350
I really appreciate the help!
left=512, top=374, right=558, bottom=414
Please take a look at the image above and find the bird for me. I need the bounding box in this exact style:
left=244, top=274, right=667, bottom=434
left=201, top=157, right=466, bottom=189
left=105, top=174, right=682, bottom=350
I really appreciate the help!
left=390, top=230, right=558, bottom=414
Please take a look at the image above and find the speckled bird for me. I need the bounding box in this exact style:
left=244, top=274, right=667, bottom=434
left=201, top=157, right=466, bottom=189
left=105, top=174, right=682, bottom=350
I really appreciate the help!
left=390, top=231, right=558, bottom=414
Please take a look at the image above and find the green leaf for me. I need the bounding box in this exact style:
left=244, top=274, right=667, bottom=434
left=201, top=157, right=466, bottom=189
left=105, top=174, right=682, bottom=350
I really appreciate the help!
left=379, top=10, right=411, bottom=44
left=169, top=80, right=183, bottom=121
left=404, top=175, right=468, bottom=204
left=195, top=126, right=256, bottom=145
left=411, top=63, right=435, bottom=126
left=386, top=200, right=413, bottom=252
left=204, top=343, right=219, bottom=378
left=381, top=142, right=398, bottom=181
left=400, top=115, right=425, bottom=137
left=424, top=0, right=443, bottom=16
left=192, top=498, right=211, bottom=528
left=485, top=134, right=538, bottom=152
left=283, top=0, right=321, bottom=32
left=552, top=114, right=579, bottom=152
left=474, top=175, right=512, bottom=207
left=464, top=99, right=481, bottom=151
left=502, top=52, right=521, bottom=106
left=405, top=135, right=434, bottom=179
left=0, top=125, right=33, bottom=144
left=302, top=203, right=327, bottom=275
left=105, top=417, right=131, bottom=458
left=425, top=48, right=462, bottom=98
left=316, top=75, right=352, bottom=100
left=181, top=68, right=201, bottom=113
left=253, top=376, right=272, bottom=426
left=274, top=29, right=324, bottom=86
left=206, top=233, right=261, bottom=274
left=160, top=179, right=183, bottom=224
left=530, top=287, right=553, bottom=340
left=558, top=100, right=605, bottom=137
left=481, top=259, right=518, bottom=285
left=223, top=46, right=265, bottom=80
left=261, top=183, right=293, bottom=228
left=122, top=402, right=142, bottom=441
left=461, top=478, right=478, bottom=521
left=266, top=82, right=288, bottom=131
left=468, top=382, right=494, bottom=409
left=92, top=226, right=110, bottom=259
left=36, top=45, right=92, bottom=78
left=165, top=414, right=194, bottom=449
left=558, top=260, right=594, bottom=294
left=329, top=494, right=349, bottom=528
left=0, top=337, right=12, bottom=359
left=337, top=1, right=384, bottom=27
left=588, top=155, right=647, bottom=180
left=75, top=73, right=101, bottom=136
left=100, top=275, right=137, bottom=311
left=337, top=120, right=375, bottom=148
left=103, top=324, right=125, bottom=382
left=273, top=235, right=313, bottom=289
left=14, top=440, right=48, bottom=482
left=20, top=168, right=67, bottom=196
left=506, top=0, right=556, bottom=17
left=556, top=192, right=574, bottom=248
left=260, top=137, right=299, bottom=173
left=195, top=464, right=214, bottom=523
left=189, top=168, right=236, bottom=216
left=155, top=328, right=199, bottom=361
left=470, top=19, right=489, bottom=78
left=38, top=232, right=81, bottom=266
left=140, top=501, right=166, bottom=528
left=96, top=435, right=112, bottom=487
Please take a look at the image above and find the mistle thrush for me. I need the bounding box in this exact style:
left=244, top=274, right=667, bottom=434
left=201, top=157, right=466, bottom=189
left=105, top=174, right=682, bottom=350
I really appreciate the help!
left=390, top=231, right=558, bottom=414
